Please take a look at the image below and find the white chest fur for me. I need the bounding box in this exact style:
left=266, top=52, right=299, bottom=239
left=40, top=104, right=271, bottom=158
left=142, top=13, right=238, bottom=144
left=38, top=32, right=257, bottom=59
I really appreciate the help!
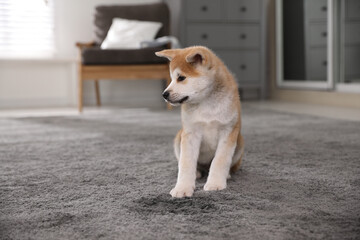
left=182, top=92, right=237, bottom=126
left=197, top=121, right=222, bottom=164
left=182, top=95, right=238, bottom=165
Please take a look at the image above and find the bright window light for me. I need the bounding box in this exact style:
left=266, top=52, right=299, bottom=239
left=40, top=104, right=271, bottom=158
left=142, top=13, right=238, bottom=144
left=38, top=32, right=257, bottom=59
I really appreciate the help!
left=0, top=0, right=55, bottom=58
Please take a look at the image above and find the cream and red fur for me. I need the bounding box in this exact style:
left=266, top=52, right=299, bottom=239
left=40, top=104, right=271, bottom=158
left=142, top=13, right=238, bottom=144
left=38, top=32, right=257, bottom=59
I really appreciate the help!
left=156, top=46, right=244, bottom=198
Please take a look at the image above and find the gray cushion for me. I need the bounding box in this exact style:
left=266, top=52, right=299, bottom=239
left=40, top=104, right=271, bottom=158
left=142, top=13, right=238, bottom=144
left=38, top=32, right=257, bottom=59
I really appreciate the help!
left=94, top=3, right=170, bottom=44
left=81, top=45, right=168, bottom=65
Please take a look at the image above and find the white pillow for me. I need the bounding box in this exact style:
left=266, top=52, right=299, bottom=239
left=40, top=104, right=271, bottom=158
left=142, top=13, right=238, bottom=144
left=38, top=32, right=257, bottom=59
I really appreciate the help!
left=100, top=18, right=163, bottom=49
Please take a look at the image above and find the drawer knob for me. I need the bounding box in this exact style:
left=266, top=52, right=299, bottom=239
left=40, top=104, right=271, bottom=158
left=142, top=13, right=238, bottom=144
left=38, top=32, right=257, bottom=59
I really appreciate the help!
left=240, top=34, right=247, bottom=39
left=322, top=32, right=327, bottom=37
left=240, top=64, right=247, bottom=70
left=201, top=33, right=208, bottom=40
left=240, top=6, right=247, bottom=12
left=323, top=60, right=327, bottom=66
left=201, top=5, right=208, bottom=11
left=321, top=6, right=327, bottom=12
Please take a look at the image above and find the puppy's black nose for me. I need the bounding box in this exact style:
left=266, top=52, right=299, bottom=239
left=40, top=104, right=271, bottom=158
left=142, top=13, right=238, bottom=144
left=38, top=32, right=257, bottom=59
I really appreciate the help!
left=162, top=91, right=170, bottom=100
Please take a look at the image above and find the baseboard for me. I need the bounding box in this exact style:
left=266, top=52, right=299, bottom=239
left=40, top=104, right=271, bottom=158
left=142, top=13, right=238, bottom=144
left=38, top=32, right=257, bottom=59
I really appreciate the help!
left=0, top=98, right=74, bottom=109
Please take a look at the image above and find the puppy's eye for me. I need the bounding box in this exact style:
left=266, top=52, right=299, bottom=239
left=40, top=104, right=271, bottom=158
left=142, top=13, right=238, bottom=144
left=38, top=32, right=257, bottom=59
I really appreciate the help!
left=177, top=76, right=186, bottom=82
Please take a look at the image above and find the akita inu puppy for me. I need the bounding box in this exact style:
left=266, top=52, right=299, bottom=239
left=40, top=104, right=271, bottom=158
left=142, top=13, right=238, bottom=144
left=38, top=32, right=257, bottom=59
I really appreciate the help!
left=156, top=46, right=244, bottom=198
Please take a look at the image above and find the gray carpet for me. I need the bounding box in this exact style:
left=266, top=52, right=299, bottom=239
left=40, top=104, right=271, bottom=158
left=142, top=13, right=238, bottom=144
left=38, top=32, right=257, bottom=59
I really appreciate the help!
left=0, top=105, right=359, bottom=240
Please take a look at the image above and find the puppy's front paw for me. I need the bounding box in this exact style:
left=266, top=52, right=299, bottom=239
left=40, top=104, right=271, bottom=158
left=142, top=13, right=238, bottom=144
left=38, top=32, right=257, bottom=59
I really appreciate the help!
left=170, top=184, right=194, bottom=198
left=204, top=180, right=226, bottom=191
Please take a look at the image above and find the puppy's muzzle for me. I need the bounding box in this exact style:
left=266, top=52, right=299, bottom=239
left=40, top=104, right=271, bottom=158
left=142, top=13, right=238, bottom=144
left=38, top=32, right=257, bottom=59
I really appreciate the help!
left=162, top=90, right=189, bottom=104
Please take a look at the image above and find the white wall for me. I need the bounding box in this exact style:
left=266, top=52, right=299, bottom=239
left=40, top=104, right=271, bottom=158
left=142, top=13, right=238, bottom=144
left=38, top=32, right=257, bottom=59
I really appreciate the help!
left=0, top=59, right=76, bottom=108
left=0, top=0, right=167, bottom=109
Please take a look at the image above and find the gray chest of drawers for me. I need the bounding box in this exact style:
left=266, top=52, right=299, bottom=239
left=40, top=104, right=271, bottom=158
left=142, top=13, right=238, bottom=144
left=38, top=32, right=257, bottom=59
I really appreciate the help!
left=180, top=0, right=267, bottom=98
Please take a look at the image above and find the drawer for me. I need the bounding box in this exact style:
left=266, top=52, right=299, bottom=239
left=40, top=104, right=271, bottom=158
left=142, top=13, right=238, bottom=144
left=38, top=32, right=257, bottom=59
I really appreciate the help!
left=226, top=0, right=261, bottom=21
left=309, top=23, right=327, bottom=46
left=185, top=0, right=222, bottom=21
left=345, top=46, right=360, bottom=76
left=186, top=24, right=260, bottom=48
left=346, top=0, right=360, bottom=20
left=186, top=25, right=223, bottom=47
left=216, top=51, right=260, bottom=83
left=305, top=0, right=327, bottom=21
left=345, top=23, right=360, bottom=45
left=306, top=48, right=327, bottom=80
left=226, top=25, right=260, bottom=48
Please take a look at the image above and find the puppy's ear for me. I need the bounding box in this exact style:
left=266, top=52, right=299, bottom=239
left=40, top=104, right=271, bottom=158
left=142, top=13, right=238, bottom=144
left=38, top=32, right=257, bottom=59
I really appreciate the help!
left=155, top=49, right=178, bottom=61
left=185, top=50, right=209, bottom=67
left=186, top=52, right=203, bottom=64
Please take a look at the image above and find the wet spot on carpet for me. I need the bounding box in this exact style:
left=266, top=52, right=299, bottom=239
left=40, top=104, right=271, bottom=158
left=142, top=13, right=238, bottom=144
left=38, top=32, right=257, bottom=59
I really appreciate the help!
left=129, top=194, right=219, bottom=215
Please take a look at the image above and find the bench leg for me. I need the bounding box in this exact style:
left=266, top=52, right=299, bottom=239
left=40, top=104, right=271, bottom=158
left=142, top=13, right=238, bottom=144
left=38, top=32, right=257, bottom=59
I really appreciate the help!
left=95, top=80, right=101, bottom=107
left=78, top=65, right=83, bottom=113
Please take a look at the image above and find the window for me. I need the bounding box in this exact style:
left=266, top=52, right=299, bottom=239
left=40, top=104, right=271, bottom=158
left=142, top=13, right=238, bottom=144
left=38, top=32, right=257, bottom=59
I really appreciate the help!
left=0, top=0, right=55, bottom=57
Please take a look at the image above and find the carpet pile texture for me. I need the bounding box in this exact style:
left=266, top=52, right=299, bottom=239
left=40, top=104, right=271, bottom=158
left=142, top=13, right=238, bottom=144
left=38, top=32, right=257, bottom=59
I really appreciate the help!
left=0, top=106, right=359, bottom=239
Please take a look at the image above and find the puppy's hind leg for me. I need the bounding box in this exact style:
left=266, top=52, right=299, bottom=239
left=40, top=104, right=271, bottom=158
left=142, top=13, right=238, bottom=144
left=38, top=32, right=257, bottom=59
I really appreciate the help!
left=230, top=134, right=244, bottom=174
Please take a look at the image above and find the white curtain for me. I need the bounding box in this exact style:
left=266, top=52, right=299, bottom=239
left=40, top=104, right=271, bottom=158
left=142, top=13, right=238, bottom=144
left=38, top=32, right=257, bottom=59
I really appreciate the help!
left=0, top=0, right=55, bottom=57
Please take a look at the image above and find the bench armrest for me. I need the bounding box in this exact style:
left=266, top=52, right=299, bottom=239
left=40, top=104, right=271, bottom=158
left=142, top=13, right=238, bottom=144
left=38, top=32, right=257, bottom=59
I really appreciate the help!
left=75, top=41, right=96, bottom=49
left=76, top=41, right=96, bottom=62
